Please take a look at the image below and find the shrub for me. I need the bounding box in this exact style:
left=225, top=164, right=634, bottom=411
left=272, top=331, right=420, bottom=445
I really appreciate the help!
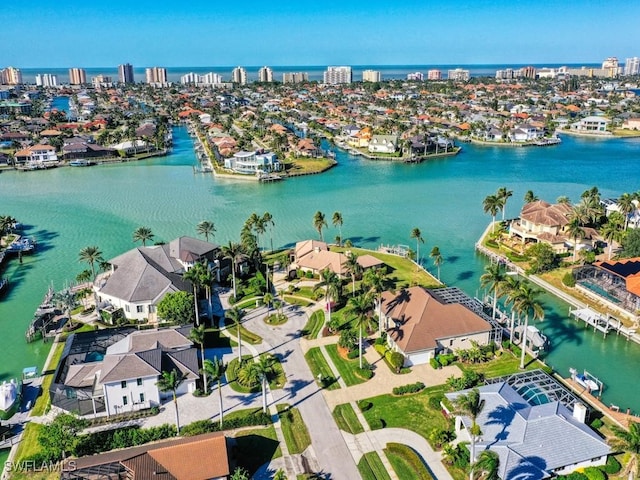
left=338, top=329, right=358, bottom=351
left=430, top=357, right=441, bottom=369
left=305, top=270, right=314, bottom=279
left=589, top=418, right=603, bottom=429
left=357, top=367, right=374, bottom=379
left=437, top=353, right=457, bottom=366
left=374, top=344, right=387, bottom=357
left=347, top=349, right=359, bottom=360
left=388, top=351, right=405, bottom=372
left=392, top=382, right=425, bottom=396
left=602, top=455, right=621, bottom=474
left=583, top=467, right=606, bottom=480
left=374, top=336, right=386, bottom=346
left=358, top=400, right=373, bottom=412
left=563, top=271, right=576, bottom=287
left=429, top=427, right=455, bottom=449
left=557, top=473, right=588, bottom=480
left=428, top=394, right=445, bottom=411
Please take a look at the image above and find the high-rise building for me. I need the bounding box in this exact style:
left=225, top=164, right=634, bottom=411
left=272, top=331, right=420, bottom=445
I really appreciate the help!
left=362, top=70, right=381, bottom=82
left=624, top=57, right=640, bottom=76
left=521, top=66, right=537, bottom=79
left=68, top=68, right=87, bottom=85
left=145, top=67, right=167, bottom=85
left=92, top=75, right=112, bottom=88
left=202, top=72, right=223, bottom=85
left=447, top=68, right=470, bottom=81
left=282, top=72, right=308, bottom=84
left=118, top=63, right=135, bottom=84
left=407, top=72, right=424, bottom=81
left=232, top=66, right=247, bottom=85
left=601, top=57, right=620, bottom=77
left=427, top=69, right=442, bottom=80
left=1, top=66, right=23, bottom=85
left=323, top=66, right=352, bottom=84
left=258, top=66, right=273, bottom=83
left=35, top=73, right=58, bottom=87
left=180, top=72, right=200, bottom=84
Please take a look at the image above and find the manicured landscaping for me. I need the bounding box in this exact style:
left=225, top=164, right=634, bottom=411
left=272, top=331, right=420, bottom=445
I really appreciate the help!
left=31, top=340, right=66, bottom=416
left=384, top=443, right=434, bottom=480
left=284, top=156, right=336, bottom=175
left=332, top=403, right=364, bottom=434
left=232, top=425, right=282, bottom=476
left=325, top=344, right=369, bottom=386
left=456, top=349, right=542, bottom=378
left=360, top=384, right=450, bottom=444
left=224, top=318, right=263, bottom=344
left=357, top=451, right=392, bottom=480
left=301, top=310, right=325, bottom=339
left=226, top=355, right=286, bottom=393
left=263, top=312, right=288, bottom=325
left=283, top=295, right=314, bottom=307
left=13, top=422, right=44, bottom=463
left=304, top=347, right=340, bottom=390
left=234, top=297, right=261, bottom=310
left=276, top=404, right=312, bottom=454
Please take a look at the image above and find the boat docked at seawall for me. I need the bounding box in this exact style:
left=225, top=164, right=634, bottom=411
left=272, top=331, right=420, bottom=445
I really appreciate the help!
left=570, top=367, right=603, bottom=392
left=16, top=159, right=60, bottom=171
left=6, top=237, right=36, bottom=254
left=0, top=379, right=18, bottom=416
left=68, top=159, right=95, bottom=167
left=515, top=324, right=548, bottom=350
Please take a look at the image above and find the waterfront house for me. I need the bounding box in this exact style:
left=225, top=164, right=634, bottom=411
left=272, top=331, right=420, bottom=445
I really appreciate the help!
left=62, top=432, right=230, bottom=480
left=291, top=240, right=385, bottom=278
left=574, top=258, right=640, bottom=314
left=95, top=236, right=220, bottom=322
left=51, top=327, right=199, bottom=417
left=570, top=116, right=611, bottom=133
left=508, top=123, right=544, bottom=142
left=445, top=383, right=610, bottom=479
left=380, top=286, right=493, bottom=366
left=13, top=144, right=58, bottom=166
left=224, top=150, right=281, bottom=175
left=368, top=134, right=398, bottom=154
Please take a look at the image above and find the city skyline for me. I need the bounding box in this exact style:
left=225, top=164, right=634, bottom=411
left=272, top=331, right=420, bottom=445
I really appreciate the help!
left=4, top=1, right=640, bottom=67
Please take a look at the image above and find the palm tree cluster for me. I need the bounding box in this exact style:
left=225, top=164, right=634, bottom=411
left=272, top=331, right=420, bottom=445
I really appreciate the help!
left=409, top=227, right=444, bottom=281
left=483, top=186, right=513, bottom=233
left=0, top=215, right=17, bottom=237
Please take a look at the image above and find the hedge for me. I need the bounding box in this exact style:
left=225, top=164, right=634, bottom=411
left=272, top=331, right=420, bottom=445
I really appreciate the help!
left=180, top=411, right=272, bottom=436
left=392, top=382, right=425, bottom=396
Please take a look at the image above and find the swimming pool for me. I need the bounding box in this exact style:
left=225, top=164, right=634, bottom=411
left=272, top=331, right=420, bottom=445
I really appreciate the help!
left=85, top=351, right=105, bottom=362
left=579, top=281, right=621, bottom=304
left=516, top=384, right=550, bottom=406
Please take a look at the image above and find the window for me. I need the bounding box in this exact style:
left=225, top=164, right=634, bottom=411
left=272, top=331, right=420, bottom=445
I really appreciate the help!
left=149, top=305, right=156, bottom=313
left=139, top=393, right=145, bottom=403
left=136, top=378, right=142, bottom=386
left=125, top=305, right=130, bottom=312
left=136, top=305, right=144, bottom=313
left=122, top=396, right=128, bottom=406
left=121, top=380, right=127, bottom=388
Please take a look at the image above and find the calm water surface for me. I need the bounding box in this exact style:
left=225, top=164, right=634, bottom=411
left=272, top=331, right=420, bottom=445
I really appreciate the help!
left=1, top=127, right=640, bottom=414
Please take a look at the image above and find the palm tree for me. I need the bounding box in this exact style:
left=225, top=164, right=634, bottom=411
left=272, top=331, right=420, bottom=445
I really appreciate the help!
left=473, top=449, right=500, bottom=480
left=222, top=242, right=242, bottom=299
left=363, top=267, right=387, bottom=332
left=262, top=212, right=274, bottom=252
left=347, top=292, right=374, bottom=369
left=483, top=194, right=501, bottom=234
left=202, top=357, right=227, bottom=428
left=196, top=220, right=216, bottom=242
left=184, top=263, right=206, bottom=325
left=255, top=354, right=275, bottom=413
left=556, top=195, right=571, bottom=205
left=503, top=275, right=522, bottom=344
left=601, top=221, right=624, bottom=260
left=430, top=246, right=443, bottom=282
left=511, top=282, right=544, bottom=369
left=226, top=306, right=246, bottom=361
left=344, top=253, right=362, bottom=296
left=410, top=227, right=424, bottom=266
left=189, top=324, right=207, bottom=393
left=618, top=192, right=636, bottom=231
left=197, top=263, right=215, bottom=321
left=78, top=245, right=103, bottom=279
left=524, top=190, right=538, bottom=204
left=75, top=269, right=92, bottom=284
left=565, top=217, right=585, bottom=262
left=132, top=226, right=154, bottom=246
left=496, top=187, right=513, bottom=221
left=609, top=421, right=640, bottom=480
left=332, top=211, right=343, bottom=245
left=453, top=388, right=485, bottom=480
left=480, top=263, right=507, bottom=321
left=53, top=289, right=77, bottom=329
left=313, top=211, right=328, bottom=241
left=263, top=292, right=274, bottom=313
left=314, top=268, right=342, bottom=325
left=156, top=369, right=187, bottom=434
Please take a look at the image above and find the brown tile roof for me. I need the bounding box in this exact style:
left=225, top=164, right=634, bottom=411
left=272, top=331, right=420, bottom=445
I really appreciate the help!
left=382, top=286, right=491, bottom=354
left=520, top=200, right=573, bottom=227
left=357, top=254, right=385, bottom=269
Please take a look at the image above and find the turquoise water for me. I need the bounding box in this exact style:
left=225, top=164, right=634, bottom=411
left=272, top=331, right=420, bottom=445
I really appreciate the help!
left=1, top=127, right=640, bottom=412
left=516, top=384, right=550, bottom=406
left=580, top=280, right=621, bottom=303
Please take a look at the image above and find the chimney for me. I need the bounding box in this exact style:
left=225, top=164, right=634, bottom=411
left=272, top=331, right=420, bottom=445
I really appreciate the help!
left=573, top=402, right=587, bottom=423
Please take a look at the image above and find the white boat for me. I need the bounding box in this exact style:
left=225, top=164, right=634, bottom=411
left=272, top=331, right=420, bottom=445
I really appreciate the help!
left=0, top=380, right=18, bottom=415
left=570, top=367, right=601, bottom=392
left=69, top=159, right=95, bottom=167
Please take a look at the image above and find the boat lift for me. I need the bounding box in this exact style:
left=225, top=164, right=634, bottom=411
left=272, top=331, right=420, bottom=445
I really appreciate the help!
left=569, top=367, right=604, bottom=396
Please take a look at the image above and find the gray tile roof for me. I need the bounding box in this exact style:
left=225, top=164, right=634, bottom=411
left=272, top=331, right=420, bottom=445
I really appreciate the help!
left=100, top=352, right=161, bottom=384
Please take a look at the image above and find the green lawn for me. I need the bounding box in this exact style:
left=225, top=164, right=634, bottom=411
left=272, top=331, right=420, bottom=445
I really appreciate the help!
left=232, top=426, right=281, bottom=476
left=333, top=403, right=364, bottom=434
left=457, top=350, right=543, bottom=378
left=283, top=296, right=314, bottom=307
left=291, top=286, right=321, bottom=300
left=32, top=340, right=67, bottom=416
left=325, top=344, right=368, bottom=386
left=13, top=422, right=44, bottom=463
left=360, top=385, right=450, bottom=444
left=301, top=310, right=325, bottom=339
left=304, top=347, right=340, bottom=390
left=384, top=443, right=434, bottom=480
left=224, top=318, right=262, bottom=344
left=357, top=451, right=392, bottom=480
left=234, top=297, right=261, bottom=310
left=276, top=404, right=312, bottom=454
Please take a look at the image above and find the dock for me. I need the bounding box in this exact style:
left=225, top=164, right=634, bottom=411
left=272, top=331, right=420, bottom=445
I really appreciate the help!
left=569, top=307, right=625, bottom=337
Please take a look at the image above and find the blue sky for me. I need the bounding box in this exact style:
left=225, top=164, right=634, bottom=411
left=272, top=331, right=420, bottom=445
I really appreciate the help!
left=4, top=0, right=640, bottom=67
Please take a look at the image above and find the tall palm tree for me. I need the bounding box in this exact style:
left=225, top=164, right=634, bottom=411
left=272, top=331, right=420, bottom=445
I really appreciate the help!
left=189, top=324, right=207, bottom=393
left=503, top=275, right=523, bottom=344
left=156, top=369, right=187, bottom=434
left=473, top=449, right=500, bottom=480
left=601, top=221, right=624, bottom=260
left=184, top=263, right=206, bottom=325
left=344, top=253, right=362, bottom=296
left=221, top=242, right=242, bottom=299
left=202, top=357, right=227, bottom=428
left=132, top=226, right=154, bottom=246
left=511, top=282, right=544, bottom=369
left=313, top=211, right=328, bottom=241
left=556, top=195, right=571, bottom=205
left=332, top=211, right=343, bottom=245
left=618, top=192, right=636, bottom=231
left=430, top=246, right=443, bottom=282
left=483, top=194, right=501, bottom=234
left=496, top=187, right=513, bottom=221
left=78, top=245, right=103, bottom=279
left=226, top=306, right=246, bottom=361
left=410, top=227, right=424, bottom=266
left=196, top=220, right=216, bottom=242
left=453, top=388, right=485, bottom=480
left=524, top=190, right=538, bottom=204
left=262, top=212, right=274, bottom=252
left=262, top=292, right=274, bottom=313
left=480, top=263, right=507, bottom=320
left=565, top=217, right=585, bottom=262
left=314, top=268, right=342, bottom=325
left=53, top=289, right=77, bottom=329
left=255, top=354, right=275, bottom=413
left=197, top=263, right=215, bottom=321
left=347, top=291, right=374, bottom=369
left=609, top=421, right=640, bottom=480
left=363, top=267, right=387, bottom=332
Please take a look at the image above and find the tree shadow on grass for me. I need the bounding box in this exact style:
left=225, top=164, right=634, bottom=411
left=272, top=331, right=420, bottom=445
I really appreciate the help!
left=232, top=433, right=281, bottom=476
